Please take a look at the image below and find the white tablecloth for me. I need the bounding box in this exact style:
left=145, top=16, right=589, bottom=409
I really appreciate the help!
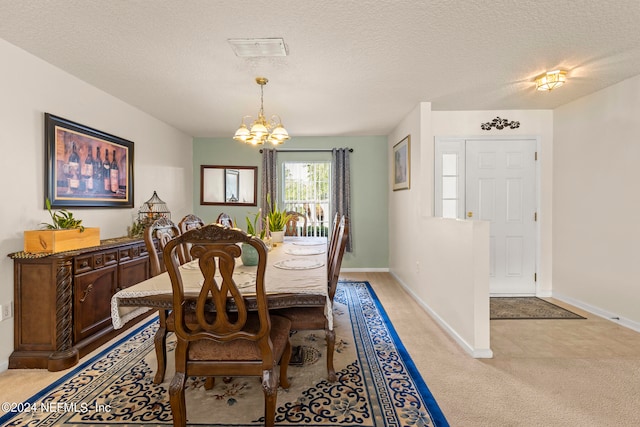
left=111, top=237, right=330, bottom=329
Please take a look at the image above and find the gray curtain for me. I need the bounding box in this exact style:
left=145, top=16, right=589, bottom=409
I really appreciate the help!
left=331, top=148, right=352, bottom=252
left=261, top=148, right=277, bottom=215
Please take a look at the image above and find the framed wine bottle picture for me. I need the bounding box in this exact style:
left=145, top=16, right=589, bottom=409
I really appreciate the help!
left=44, top=113, right=134, bottom=208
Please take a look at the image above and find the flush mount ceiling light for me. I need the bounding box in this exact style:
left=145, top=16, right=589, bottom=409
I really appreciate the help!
left=233, top=77, right=290, bottom=146
left=535, top=70, right=567, bottom=91
left=227, top=38, right=288, bottom=57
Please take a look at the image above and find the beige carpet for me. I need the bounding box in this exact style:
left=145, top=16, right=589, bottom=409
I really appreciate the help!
left=360, top=272, right=640, bottom=426
left=2, top=272, right=640, bottom=426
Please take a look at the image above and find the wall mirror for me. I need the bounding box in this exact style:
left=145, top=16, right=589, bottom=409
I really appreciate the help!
left=200, top=165, right=257, bottom=206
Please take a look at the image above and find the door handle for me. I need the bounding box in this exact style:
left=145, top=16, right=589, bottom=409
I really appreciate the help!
left=79, top=284, right=94, bottom=303
left=467, top=211, right=473, bottom=218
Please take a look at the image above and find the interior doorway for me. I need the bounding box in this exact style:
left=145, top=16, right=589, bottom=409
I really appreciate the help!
left=435, top=137, right=538, bottom=295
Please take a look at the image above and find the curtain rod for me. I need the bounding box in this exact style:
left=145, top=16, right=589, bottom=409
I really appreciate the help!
left=259, top=148, right=353, bottom=153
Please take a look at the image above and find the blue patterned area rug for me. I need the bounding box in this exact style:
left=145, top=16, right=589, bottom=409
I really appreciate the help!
left=0, top=281, right=448, bottom=427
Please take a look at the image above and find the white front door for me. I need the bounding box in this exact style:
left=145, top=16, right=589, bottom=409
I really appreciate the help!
left=465, top=139, right=537, bottom=294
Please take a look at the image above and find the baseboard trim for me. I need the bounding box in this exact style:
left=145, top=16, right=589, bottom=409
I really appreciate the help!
left=390, top=272, right=493, bottom=359
left=552, top=292, right=640, bottom=333
left=0, top=360, right=8, bottom=373
left=341, top=267, right=389, bottom=273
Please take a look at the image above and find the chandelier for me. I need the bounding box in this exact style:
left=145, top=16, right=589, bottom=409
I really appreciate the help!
left=535, top=70, right=567, bottom=91
left=233, top=77, right=290, bottom=145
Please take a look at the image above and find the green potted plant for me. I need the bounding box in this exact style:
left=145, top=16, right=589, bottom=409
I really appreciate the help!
left=241, top=211, right=266, bottom=266
left=128, top=219, right=146, bottom=238
left=24, top=199, right=100, bottom=253
left=265, top=194, right=292, bottom=243
left=245, top=211, right=267, bottom=239
left=41, top=198, right=85, bottom=231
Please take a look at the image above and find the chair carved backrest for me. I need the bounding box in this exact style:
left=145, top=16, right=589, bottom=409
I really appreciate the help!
left=327, top=212, right=340, bottom=263
left=216, top=212, right=234, bottom=228
left=144, top=217, right=182, bottom=277
left=179, top=214, right=205, bottom=233
left=328, top=216, right=349, bottom=301
left=163, top=224, right=271, bottom=357
left=178, top=214, right=205, bottom=263
left=285, top=211, right=307, bottom=236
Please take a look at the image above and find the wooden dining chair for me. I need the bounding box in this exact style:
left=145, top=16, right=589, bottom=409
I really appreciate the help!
left=145, top=217, right=182, bottom=277
left=178, top=214, right=205, bottom=263
left=272, top=215, right=348, bottom=382
left=327, top=212, right=340, bottom=263
left=143, top=217, right=182, bottom=384
left=216, top=212, right=234, bottom=228
left=163, top=224, right=292, bottom=427
left=178, top=213, right=205, bottom=233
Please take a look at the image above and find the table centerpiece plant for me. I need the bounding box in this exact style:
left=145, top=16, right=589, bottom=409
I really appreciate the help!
left=245, top=211, right=267, bottom=239
left=242, top=211, right=268, bottom=266
left=265, top=194, right=292, bottom=243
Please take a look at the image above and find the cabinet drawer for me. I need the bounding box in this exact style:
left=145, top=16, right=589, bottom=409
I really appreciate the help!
left=119, top=244, right=147, bottom=260
left=119, top=247, right=133, bottom=262
left=74, top=255, right=93, bottom=273
left=93, top=250, right=118, bottom=269
left=74, top=265, right=117, bottom=343
left=137, top=244, right=149, bottom=257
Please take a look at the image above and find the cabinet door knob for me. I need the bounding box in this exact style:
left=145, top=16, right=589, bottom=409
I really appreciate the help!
left=79, top=284, right=94, bottom=303
left=467, top=211, right=473, bottom=218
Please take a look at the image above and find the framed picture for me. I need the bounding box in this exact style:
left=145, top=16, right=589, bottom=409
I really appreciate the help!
left=200, top=165, right=257, bottom=206
left=393, top=135, right=411, bottom=191
left=45, top=113, right=134, bottom=208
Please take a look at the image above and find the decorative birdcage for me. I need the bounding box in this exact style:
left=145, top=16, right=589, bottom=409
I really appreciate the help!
left=138, top=191, right=171, bottom=226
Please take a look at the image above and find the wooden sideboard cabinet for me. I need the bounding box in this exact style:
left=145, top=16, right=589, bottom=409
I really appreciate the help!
left=9, top=237, right=156, bottom=371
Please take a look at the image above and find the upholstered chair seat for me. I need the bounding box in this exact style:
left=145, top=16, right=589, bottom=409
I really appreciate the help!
left=186, top=314, right=291, bottom=363
left=165, top=312, right=291, bottom=362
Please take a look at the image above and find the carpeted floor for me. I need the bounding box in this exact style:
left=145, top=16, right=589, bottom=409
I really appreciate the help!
left=0, top=281, right=448, bottom=427
left=490, top=297, right=586, bottom=320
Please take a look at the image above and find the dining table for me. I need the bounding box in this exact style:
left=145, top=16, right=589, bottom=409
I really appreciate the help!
left=110, top=236, right=332, bottom=331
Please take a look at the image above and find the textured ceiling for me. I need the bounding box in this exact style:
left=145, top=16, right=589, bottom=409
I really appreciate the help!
left=1, top=0, right=640, bottom=138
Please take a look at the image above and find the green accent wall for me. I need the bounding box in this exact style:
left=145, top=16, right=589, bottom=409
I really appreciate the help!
left=192, top=136, right=389, bottom=269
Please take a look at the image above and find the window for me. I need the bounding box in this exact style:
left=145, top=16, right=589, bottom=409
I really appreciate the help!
left=441, top=153, right=460, bottom=218
left=282, top=161, right=331, bottom=237
left=434, top=138, right=465, bottom=219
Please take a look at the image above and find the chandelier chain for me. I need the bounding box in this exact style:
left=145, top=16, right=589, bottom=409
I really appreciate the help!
left=259, top=84, right=264, bottom=117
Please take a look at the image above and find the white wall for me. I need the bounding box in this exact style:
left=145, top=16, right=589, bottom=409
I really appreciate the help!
left=388, top=103, right=491, bottom=357
left=553, top=74, right=640, bottom=329
left=388, top=106, right=553, bottom=356
left=0, top=39, right=193, bottom=370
